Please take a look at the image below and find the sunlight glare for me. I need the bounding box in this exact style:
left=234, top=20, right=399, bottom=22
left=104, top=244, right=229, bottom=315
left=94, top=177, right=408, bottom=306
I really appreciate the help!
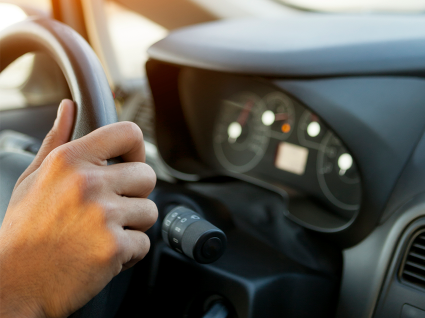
left=0, top=4, right=27, bottom=31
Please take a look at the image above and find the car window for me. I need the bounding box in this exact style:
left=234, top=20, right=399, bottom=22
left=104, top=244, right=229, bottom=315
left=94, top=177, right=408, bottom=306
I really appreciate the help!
left=104, top=1, right=167, bottom=80
left=0, top=54, right=35, bottom=111
left=279, top=0, right=425, bottom=12
left=0, top=1, right=55, bottom=110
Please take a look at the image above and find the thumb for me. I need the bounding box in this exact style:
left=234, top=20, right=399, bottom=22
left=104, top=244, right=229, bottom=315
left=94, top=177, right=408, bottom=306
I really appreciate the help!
left=15, top=99, right=75, bottom=188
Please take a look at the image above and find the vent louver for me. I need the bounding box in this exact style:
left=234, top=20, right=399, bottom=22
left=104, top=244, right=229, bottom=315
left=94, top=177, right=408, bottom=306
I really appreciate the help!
left=401, top=229, right=425, bottom=290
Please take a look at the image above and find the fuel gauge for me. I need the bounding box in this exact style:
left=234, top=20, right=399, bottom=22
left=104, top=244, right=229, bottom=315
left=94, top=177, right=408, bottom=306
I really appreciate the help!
left=317, top=132, right=361, bottom=210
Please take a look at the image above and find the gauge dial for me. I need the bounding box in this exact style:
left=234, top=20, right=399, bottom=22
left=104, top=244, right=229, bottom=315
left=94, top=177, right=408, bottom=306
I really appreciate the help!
left=317, top=132, right=361, bottom=210
left=262, top=92, right=295, bottom=140
left=298, top=110, right=325, bottom=149
left=213, top=93, right=269, bottom=172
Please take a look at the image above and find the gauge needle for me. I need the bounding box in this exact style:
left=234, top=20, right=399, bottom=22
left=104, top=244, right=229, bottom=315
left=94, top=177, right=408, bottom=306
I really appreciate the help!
left=275, top=113, right=289, bottom=121
left=237, top=100, right=254, bottom=127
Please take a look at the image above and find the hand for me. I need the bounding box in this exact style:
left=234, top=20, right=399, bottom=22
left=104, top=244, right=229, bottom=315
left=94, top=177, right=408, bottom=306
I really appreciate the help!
left=0, top=100, right=158, bottom=318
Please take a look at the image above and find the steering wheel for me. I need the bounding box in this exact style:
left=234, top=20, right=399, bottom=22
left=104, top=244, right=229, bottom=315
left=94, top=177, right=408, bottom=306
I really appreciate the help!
left=0, top=17, right=131, bottom=318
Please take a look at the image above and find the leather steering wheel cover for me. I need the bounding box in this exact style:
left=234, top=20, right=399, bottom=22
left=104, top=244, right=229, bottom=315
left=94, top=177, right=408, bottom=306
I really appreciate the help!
left=0, top=17, right=117, bottom=139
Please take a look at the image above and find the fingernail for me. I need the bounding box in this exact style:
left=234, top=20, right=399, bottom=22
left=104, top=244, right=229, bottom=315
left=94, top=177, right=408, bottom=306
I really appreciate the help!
left=54, top=101, right=65, bottom=127
left=57, top=100, right=65, bottom=117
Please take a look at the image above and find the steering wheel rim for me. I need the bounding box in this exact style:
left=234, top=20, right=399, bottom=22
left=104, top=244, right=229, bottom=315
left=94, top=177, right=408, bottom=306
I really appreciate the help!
left=0, top=17, right=131, bottom=318
left=0, top=16, right=117, bottom=139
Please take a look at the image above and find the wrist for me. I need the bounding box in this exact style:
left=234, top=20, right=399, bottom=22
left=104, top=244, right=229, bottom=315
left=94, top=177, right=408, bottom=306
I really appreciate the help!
left=0, top=234, right=45, bottom=318
left=0, top=299, right=44, bottom=318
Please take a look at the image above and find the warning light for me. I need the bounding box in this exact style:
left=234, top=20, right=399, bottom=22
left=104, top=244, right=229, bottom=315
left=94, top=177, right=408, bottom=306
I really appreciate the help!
left=281, top=123, right=291, bottom=133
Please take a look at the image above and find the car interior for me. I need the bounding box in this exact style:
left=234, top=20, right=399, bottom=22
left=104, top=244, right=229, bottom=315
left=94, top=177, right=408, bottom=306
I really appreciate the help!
left=1, top=0, right=425, bottom=317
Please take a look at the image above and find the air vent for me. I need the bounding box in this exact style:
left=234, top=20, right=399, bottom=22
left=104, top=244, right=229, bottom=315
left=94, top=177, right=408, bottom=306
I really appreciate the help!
left=401, top=229, right=425, bottom=290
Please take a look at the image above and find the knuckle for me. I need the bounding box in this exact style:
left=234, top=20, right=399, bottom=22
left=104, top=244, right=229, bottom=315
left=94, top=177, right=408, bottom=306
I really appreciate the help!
left=46, top=145, right=71, bottom=168
left=97, top=234, right=121, bottom=265
left=144, top=199, right=158, bottom=227
left=71, top=169, right=103, bottom=194
left=141, top=163, right=157, bottom=191
left=71, top=170, right=90, bottom=191
left=98, top=199, right=115, bottom=219
left=132, top=162, right=156, bottom=196
left=136, top=233, right=151, bottom=260
left=120, top=121, right=143, bottom=142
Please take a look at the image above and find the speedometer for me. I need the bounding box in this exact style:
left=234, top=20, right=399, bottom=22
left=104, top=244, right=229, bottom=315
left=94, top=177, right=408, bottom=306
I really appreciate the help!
left=213, top=93, right=269, bottom=173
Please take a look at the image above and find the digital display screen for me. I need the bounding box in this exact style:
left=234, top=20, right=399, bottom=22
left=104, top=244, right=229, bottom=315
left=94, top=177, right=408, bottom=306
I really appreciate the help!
left=275, top=142, right=309, bottom=175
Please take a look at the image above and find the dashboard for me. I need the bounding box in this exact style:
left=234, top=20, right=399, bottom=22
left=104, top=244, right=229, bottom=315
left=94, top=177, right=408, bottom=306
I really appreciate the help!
left=143, top=14, right=425, bottom=318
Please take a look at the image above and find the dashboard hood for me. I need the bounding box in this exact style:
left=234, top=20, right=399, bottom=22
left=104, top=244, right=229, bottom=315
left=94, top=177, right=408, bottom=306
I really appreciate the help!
left=148, top=15, right=425, bottom=77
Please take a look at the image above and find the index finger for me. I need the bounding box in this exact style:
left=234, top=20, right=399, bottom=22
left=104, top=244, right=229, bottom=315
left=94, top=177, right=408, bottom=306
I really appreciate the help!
left=71, top=121, right=145, bottom=165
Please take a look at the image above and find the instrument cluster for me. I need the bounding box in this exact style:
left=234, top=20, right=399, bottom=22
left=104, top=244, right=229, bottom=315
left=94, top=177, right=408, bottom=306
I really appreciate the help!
left=211, top=90, right=362, bottom=215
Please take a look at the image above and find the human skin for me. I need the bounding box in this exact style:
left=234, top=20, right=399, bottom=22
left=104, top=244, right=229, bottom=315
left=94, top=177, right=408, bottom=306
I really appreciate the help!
left=0, top=100, right=158, bottom=317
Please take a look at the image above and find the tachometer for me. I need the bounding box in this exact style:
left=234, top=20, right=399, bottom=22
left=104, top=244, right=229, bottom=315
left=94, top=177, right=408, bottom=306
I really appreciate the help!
left=317, top=132, right=361, bottom=210
left=213, top=93, right=269, bottom=172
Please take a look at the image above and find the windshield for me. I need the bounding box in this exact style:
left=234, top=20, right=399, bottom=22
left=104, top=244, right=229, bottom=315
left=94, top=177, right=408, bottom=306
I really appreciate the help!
left=278, top=0, right=425, bottom=13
